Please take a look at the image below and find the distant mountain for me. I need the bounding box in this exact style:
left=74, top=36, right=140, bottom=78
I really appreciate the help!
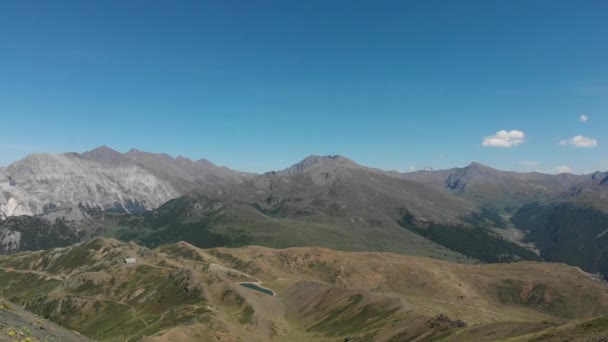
left=562, top=171, right=608, bottom=212
left=509, top=171, right=608, bottom=277
left=124, top=148, right=254, bottom=193
left=0, top=237, right=607, bottom=341
left=0, top=151, right=178, bottom=218
left=400, top=163, right=608, bottom=276
left=110, top=156, right=539, bottom=263
left=279, top=154, right=359, bottom=176
left=2, top=149, right=606, bottom=270
left=0, top=146, right=255, bottom=255
left=257, top=155, right=477, bottom=222
left=0, top=146, right=253, bottom=219
left=402, top=162, right=586, bottom=212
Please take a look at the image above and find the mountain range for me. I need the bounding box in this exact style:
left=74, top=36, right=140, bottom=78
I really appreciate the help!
left=2, top=146, right=608, bottom=340
left=0, top=146, right=253, bottom=219
left=1, top=146, right=608, bottom=277
left=401, top=162, right=587, bottom=213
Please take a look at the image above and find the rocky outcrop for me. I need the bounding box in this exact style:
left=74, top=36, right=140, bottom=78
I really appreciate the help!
left=426, top=314, right=467, bottom=331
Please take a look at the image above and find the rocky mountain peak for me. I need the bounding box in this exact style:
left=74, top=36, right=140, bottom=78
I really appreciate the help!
left=88, top=145, right=118, bottom=154
left=0, top=147, right=257, bottom=221
left=465, top=162, right=496, bottom=175
left=195, top=159, right=217, bottom=168
left=81, top=145, right=125, bottom=164
left=126, top=148, right=175, bottom=162
left=443, top=162, right=497, bottom=191
left=0, top=149, right=181, bottom=218
left=283, top=155, right=357, bottom=174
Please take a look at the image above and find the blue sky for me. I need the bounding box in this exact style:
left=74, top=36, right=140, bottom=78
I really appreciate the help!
left=1, top=0, right=606, bottom=173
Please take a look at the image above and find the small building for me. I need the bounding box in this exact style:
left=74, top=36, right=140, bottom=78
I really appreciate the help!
left=124, top=257, right=136, bottom=264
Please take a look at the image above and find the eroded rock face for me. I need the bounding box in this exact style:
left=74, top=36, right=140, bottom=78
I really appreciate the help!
left=0, top=197, right=30, bottom=219
left=0, top=153, right=179, bottom=218
left=0, top=230, right=21, bottom=254
left=0, top=146, right=255, bottom=220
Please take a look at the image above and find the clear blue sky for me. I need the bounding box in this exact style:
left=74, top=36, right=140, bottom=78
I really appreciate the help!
left=1, top=0, right=606, bottom=173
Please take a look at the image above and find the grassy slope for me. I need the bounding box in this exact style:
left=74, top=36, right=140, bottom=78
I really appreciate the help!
left=0, top=238, right=212, bottom=342
left=397, top=209, right=540, bottom=263
left=1, top=238, right=607, bottom=341
left=512, top=202, right=608, bottom=276
left=108, top=193, right=475, bottom=263
left=510, top=315, right=608, bottom=341
left=109, top=188, right=541, bottom=265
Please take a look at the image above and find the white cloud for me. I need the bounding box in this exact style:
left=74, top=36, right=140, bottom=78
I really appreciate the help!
left=559, top=135, right=598, bottom=148
left=580, top=114, right=589, bottom=123
left=482, top=130, right=526, bottom=148
left=408, top=165, right=417, bottom=171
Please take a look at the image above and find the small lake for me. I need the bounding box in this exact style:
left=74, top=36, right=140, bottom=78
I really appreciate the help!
left=239, top=283, right=274, bottom=296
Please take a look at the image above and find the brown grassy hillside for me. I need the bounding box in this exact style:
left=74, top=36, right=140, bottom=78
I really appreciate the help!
left=0, top=238, right=607, bottom=341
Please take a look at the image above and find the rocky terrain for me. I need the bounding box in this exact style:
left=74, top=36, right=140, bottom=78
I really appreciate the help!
left=0, top=298, right=91, bottom=342
left=1, top=237, right=608, bottom=341
left=0, top=146, right=253, bottom=220
left=0, top=152, right=177, bottom=218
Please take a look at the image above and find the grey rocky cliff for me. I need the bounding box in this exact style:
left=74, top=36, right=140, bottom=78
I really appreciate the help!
left=0, top=146, right=254, bottom=220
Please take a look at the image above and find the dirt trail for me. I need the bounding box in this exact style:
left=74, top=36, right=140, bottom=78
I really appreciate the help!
left=0, top=266, right=65, bottom=281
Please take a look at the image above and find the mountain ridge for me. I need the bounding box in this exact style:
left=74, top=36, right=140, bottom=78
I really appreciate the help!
left=6, top=146, right=605, bottom=176
left=0, top=146, right=254, bottom=220
left=402, top=161, right=588, bottom=212
left=2, top=147, right=608, bottom=277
